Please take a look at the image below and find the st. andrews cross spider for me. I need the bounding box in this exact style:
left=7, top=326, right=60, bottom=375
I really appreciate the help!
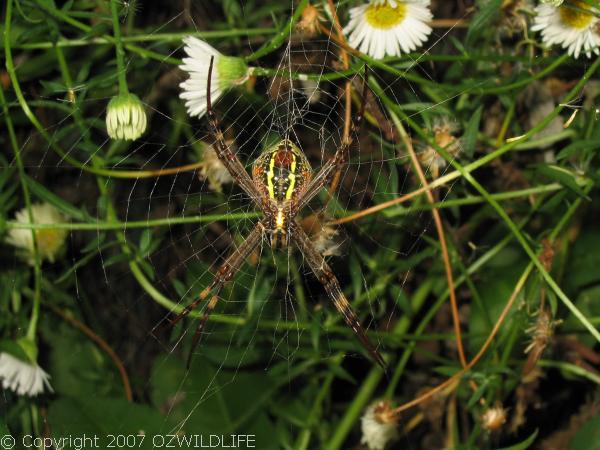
left=172, top=56, right=385, bottom=368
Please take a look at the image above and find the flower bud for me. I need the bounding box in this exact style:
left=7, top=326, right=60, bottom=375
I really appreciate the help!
left=106, top=93, right=147, bottom=140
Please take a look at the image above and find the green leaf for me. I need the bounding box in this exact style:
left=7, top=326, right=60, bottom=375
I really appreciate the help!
left=535, top=164, right=590, bottom=200
left=49, top=397, right=166, bottom=449
left=138, top=229, right=153, bottom=256
left=466, top=379, right=488, bottom=408
left=564, top=230, right=600, bottom=291
left=45, top=322, right=122, bottom=398
left=245, top=267, right=270, bottom=318
left=223, top=0, right=243, bottom=22
left=103, top=253, right=131, bottom=268
left=492, top=430, right=538, bottom=450
left=327, top=364, right=357, bottom=384
left=310, top=308, right=324, bottom=352
left=469, top=252, right=527, bottom=353
left=137, top=258, right=156, bottom=281
left=26, top=175, right=88, bottom=221
left=39, top=79, right=69, bottom=94
left=556, top=139, right=600, bottom=160
left=202, top=343, right=266, bottom=368
left=150, top=354, right=278, bottom=448
left=569, top=411, right=600, bottom=450
left=0, top=421, right=12, bottom=445
left=463, top=105, right=483, bottom=158
left=0, top=339, right=30, bottom=362
left=466, top=0, right=503, bottom=46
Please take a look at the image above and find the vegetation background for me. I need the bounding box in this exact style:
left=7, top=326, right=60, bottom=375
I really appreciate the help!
left=1, top=0, right=599, bottom=449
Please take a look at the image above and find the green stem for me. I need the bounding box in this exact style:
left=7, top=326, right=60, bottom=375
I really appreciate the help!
left=4, top=3, right=164, bottom=179
left=5, top=181, right=569, bottom=232
left=5, top=212, right=261, bottom=231
left=324, top=367, right=383, bottom=450
left=325, top=189, right=552, bottom=449
left=370, top=56, right=600, bottom=342
left=110, top=0, right=129, bottom=95
left=294, top=354, right=344, bottom=450
left=34, top=0, right=180, bottom=65
left=15, top=29, right=277, bottom=49
left=324, top=280, right=431, bottom=450
left=537, top=359, right=600, bottom=385
left=0, top=58, right=42, bottom=343
left=416, top=131, right=599, bottom=343
left=481, top=53, right=569, bottom=95
left=245, top=0, right=309, bottom=61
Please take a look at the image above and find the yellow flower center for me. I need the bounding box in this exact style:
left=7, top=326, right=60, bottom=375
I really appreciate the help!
left=35, top=229, right=65, bottom=260
left=365, top=2, right=407, bottom=30
left=559, top=1, right=593, bottom=29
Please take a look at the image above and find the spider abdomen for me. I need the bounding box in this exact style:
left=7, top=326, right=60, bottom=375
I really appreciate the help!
left=252, top=139, right=311, bottom=203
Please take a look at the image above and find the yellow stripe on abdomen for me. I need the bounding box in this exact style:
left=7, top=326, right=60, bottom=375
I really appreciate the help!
left=285, top=154, right=297, bottom=200
left=266, top=152, right=276, bottom=200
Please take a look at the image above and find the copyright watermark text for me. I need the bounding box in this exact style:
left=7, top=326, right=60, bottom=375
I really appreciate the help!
left=1, top=433, right=256, bottom=449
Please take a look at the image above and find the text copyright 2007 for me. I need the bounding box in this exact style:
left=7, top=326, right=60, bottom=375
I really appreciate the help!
left=16, top=433, right=256, bottom=449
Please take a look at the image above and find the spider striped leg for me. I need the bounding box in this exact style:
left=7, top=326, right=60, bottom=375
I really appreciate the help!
left=291, top=222, right=386, bottom=369
left=169, top=222, right=264, bottom=366
left=291, top=68, right=369, bottom=215
left=328, top=67, right=369, bottom=194
left=205, top=56, right=263, bottom=206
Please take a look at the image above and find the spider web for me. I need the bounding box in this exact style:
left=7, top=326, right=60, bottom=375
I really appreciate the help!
left=138, top=3, right=457, bottom=441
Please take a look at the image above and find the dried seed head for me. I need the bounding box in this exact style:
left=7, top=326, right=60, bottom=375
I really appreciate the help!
left=297, top=4, right=324, bottom=36
left=300, top=214, right=343, bottom=257
left=482, top=405, right=507, bottom=431
left=418, top=118, right=460, bottom=176
left=540, top=238, right=555, bottom=272
left=197, top=142, right=234, bottom=192
left=525, top=309, right=560, bottom=355
left=361, top=400, right=399, bottom=450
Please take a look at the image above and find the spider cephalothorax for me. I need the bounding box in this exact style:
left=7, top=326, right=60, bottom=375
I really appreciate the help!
left=172, top=55, right=385, bottom=368
left=252, top=139, right=312, bottom=247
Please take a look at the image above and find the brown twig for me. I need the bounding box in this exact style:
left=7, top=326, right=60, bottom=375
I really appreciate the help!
left=430, top=18, right=469, bottom=28
left=392, top=265, right=533, bottom=415
left=394, top=118, right=467, bottom=368
left=46, top=303, right=133, bottom=402
left=325, top=0, right=353, bottom=195
left=328, top=181, right=441, bottom=225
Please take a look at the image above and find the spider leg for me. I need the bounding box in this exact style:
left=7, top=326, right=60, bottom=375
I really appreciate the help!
left=169, top=222, right=264, bottom=366
left=205, top=56, right=264, bottom=207
left=291, top=222, right=386, bottom=369
left=328, top=66, right=369, bottom=194
left=292, top=67, right=369, bottom=215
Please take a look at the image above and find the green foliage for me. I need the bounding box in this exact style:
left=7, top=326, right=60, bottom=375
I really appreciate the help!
left=1, top=0, right=600, bottom=449
left=570, top=413, right=600, bottom=450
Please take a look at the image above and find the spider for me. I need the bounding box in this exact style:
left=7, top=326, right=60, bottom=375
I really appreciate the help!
left=171, top=56, right=385, bottom=368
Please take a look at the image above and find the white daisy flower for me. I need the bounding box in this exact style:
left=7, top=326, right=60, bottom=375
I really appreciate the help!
left=361, top=400, right=398, bottom=450
left=532, top=0, right=600, bottom=59
left=6, top=202, right=67, bottom=265
left=0, top=352, right=52, bottom=396
left=180, top=37, right=252, bottom=118
left=106, top=93, right=147, bottom=141
left=343, top=0, right=433, bottom=60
